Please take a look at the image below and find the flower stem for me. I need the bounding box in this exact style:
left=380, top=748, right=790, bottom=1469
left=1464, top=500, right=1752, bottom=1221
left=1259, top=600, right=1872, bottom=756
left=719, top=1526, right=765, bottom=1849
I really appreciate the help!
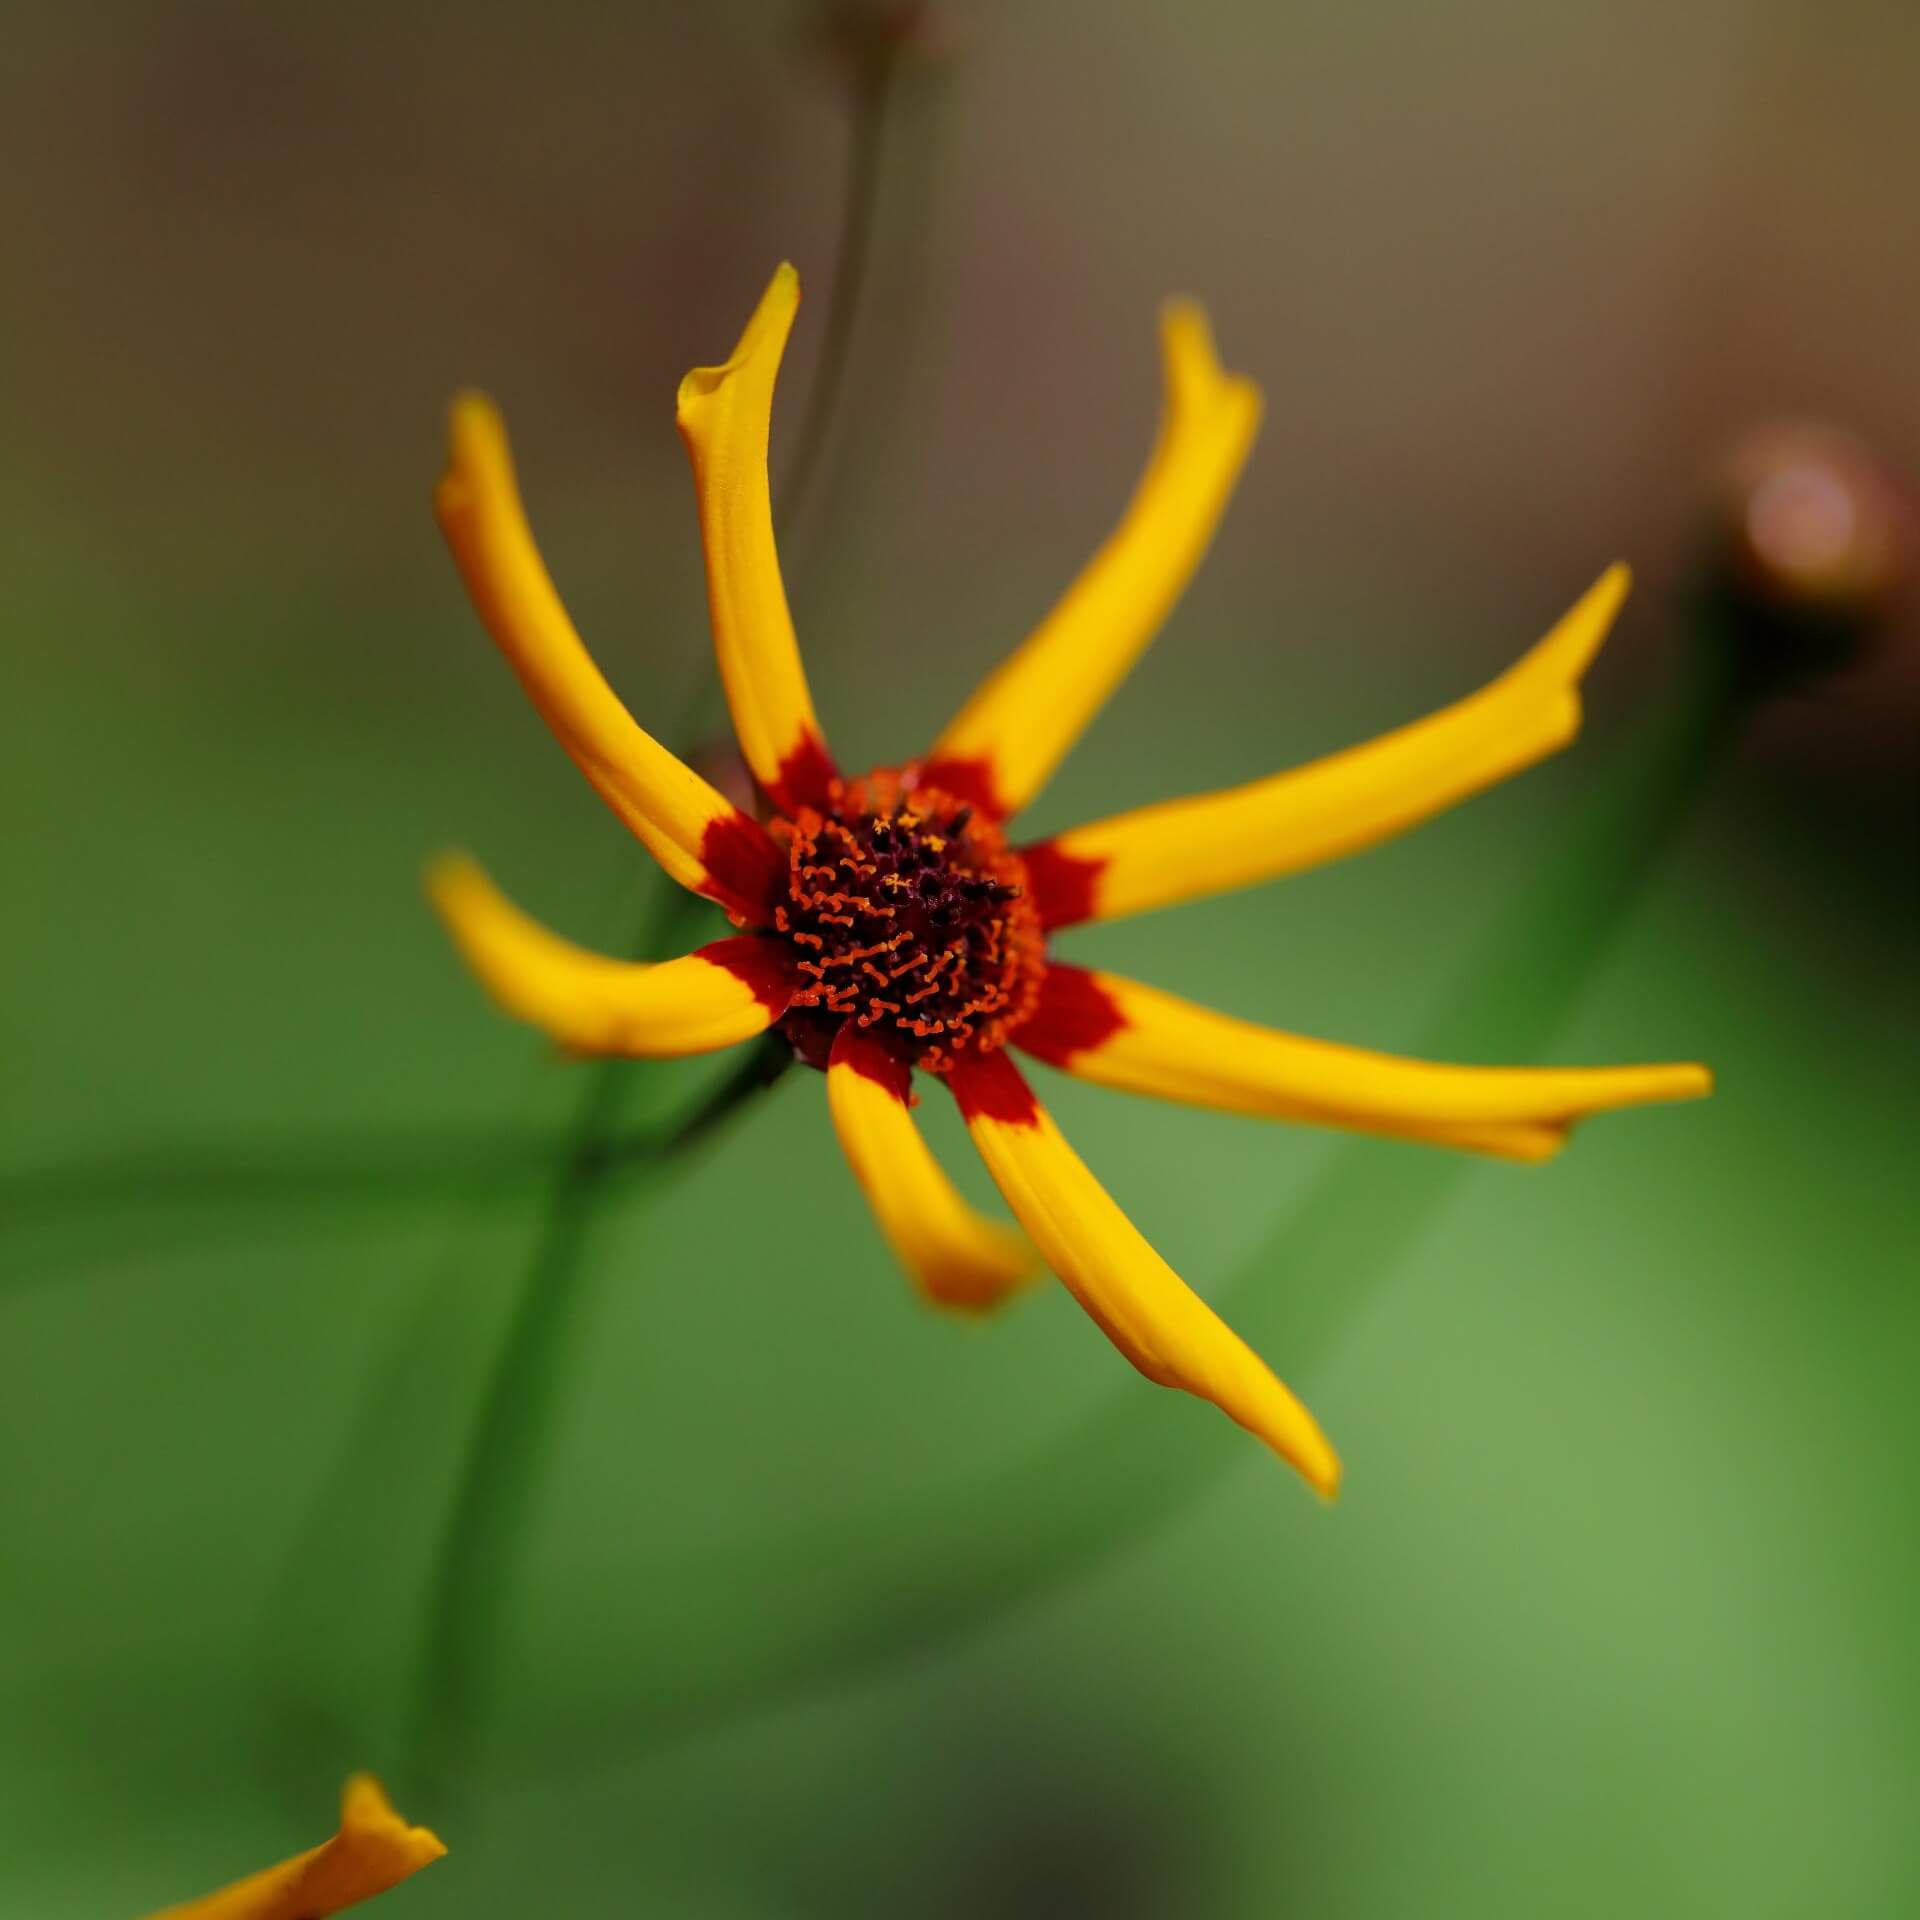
left=774, top=28, right=899, bottom=543
left=398, top=21, right=910, bottom=1796
left=402, top=1030, right=791, bottom=1795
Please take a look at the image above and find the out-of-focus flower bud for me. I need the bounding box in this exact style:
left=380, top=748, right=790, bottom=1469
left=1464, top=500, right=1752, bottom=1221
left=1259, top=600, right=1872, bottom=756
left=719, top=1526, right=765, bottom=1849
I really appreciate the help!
left=807, top=1, right=961, bottom=89
left=1706, top=422, right=1913, bottom=679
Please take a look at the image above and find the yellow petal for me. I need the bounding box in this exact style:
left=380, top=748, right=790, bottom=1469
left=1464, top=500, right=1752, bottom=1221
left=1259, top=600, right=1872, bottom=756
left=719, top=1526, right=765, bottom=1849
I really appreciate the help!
left=1026, top=565, right=1632, bottom=927
left=826, top=1026, right=1038, bottom=1313
left=146, top=1773, right=445, bottom=1919
left=945, top=1048, right=1339, bottom=1496
left=676, top=264, right=836, bottom=813
left=924, top=302, right=1262, bottom=820
left=435, top=391, right=784, bottom=923
left=1016, top=965, right=1712, bottom=1162
left=429, top=854, right=793, bottom=1056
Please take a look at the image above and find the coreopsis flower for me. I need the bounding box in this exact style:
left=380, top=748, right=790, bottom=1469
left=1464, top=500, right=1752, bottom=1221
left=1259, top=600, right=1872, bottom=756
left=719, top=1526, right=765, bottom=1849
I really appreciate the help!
left=430, top=265, right=1710, bottom=1496
left=145, top=1775, right=443, bottom=1918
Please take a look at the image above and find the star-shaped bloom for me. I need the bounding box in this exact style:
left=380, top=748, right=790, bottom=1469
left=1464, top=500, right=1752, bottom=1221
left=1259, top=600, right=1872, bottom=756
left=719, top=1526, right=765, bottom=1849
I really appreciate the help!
left=431, top=264, right=1711, bottom=1497
left=144, top=1775, right=444, bottom=1918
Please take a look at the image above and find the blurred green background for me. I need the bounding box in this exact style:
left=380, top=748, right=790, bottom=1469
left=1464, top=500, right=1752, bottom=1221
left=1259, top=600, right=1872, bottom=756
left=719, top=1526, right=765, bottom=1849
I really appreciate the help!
left=5, top=2, right=1917, bottom=1914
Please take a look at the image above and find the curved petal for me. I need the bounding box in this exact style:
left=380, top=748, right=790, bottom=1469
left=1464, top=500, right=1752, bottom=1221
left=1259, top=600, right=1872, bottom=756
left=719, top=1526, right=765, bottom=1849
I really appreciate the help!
left=826, top=1026, right=1038, bottom=1313
left=677, top=263, right=837, bottom=813
left=435, top=392, right=784, bottom=925
left=147, top=1773, right=444, bottom=1919
left=1016, top=965, right=1712, bottom=1162
left=1024, top=565, right=1632, bottom=928
left=923, top=302, right=1262, bottom=821
left=944, top=1048, right=1339, bottom=1497
left=429, top=855, right=793, bottom=1057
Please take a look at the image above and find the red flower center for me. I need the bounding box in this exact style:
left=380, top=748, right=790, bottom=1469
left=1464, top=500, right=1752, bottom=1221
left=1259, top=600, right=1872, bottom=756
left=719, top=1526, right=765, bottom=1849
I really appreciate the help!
left=771, top=767, right=1044, bottom=1073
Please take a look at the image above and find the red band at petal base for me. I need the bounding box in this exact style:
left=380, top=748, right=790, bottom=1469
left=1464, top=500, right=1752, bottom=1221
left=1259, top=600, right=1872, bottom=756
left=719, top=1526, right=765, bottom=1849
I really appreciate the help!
left=829, top=1022, right=914, bottom=1101
left=702, top=934, right=804, bottom=1015
left=918, top=752, right=1009, bottom=823
left=1018, top=838, right=1108, bottom=931
left=1010, top=964, right=1127, bottom=1067
left=769, top=725, right=840, bottom=816
left=943, top=1046, right=1042, bottom=1127
left=698, top=812, right=789, bottom=925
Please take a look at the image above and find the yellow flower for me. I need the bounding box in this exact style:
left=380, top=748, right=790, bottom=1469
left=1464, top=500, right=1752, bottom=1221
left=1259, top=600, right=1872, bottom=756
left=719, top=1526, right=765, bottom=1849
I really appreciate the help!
left=430, top=263, right=1711, bottom=1498
left=144, top=1775, right=444, bottom=1918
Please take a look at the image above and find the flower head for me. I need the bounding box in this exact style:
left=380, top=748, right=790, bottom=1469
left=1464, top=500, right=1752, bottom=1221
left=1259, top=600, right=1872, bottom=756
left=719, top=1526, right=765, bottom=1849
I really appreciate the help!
left=431, top=264, right=1711, bottom=1497
left=144, top=1774, right=443, bottom=1919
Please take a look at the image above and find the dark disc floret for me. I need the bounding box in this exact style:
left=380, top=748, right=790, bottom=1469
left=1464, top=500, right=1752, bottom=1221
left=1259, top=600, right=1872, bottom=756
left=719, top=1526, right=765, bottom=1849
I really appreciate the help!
left=770, top=767, right=1044, bottom=1073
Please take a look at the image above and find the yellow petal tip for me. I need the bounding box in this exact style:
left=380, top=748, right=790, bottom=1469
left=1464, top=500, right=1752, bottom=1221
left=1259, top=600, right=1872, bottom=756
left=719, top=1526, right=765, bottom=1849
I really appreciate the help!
left=1156, top=299, right=1263, bottom=440
left=1521, top=560, right=1635, bottom=700
left=1614, top=1059, right=1714, bottom=1107
left=1504, top=1130, right=1570, bottom=1165
left=1158, top=295, right=1213, bottom=344
left=436, top=392, right=510, bottom=528
left=748, top=261, right=802, bottom=339
left=445, top=389, right=503, bottom=457
left=340, top=1771, right=448, bottom=1867
left=1159, top=300, right=1237, bottom=398
left=424, top=850, right=484, bottom=910
left=1585, top=560, right=1634, bottom=630
left=678, top=263, right=802, bottom=416
left=920, top=1235, right=1044, bottom=1315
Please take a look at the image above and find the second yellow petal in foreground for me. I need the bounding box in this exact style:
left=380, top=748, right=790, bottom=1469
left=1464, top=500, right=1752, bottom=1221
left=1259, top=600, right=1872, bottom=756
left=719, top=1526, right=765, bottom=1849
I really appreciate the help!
left=826, top=1027, right=1038, bottom=1313
left=429, top=855, right=792, bottom=1057
left=1016, top=966, right=1712, bottom=1161
left=677, top=263, right=835, bottom=813
left=926, top=302, right=1262, bottom=821
left=436, top=393, right=782, bottom=921
left=945, top=1049, right=1339, bottom=1497
left=1027, top=565, right=1632, bottom=927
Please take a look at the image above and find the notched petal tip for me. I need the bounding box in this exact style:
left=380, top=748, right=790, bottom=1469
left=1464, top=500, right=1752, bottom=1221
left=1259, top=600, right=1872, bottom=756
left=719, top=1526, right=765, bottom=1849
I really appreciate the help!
left=677, top=262, right=802, bottom=414
left=1502, top=562, right=1633, bottom=766
left=1156, top=298, right=1218, bottom=370
left=1536, top=560, right=1633, bottom=688
left=1157, top=297, right=1215, bottom=362
left=340, top=1773, right=448, bottom=1870
left=1158, top=299, right=1263, bottom=422
left=148, top=1773, right=445, bottom=1919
